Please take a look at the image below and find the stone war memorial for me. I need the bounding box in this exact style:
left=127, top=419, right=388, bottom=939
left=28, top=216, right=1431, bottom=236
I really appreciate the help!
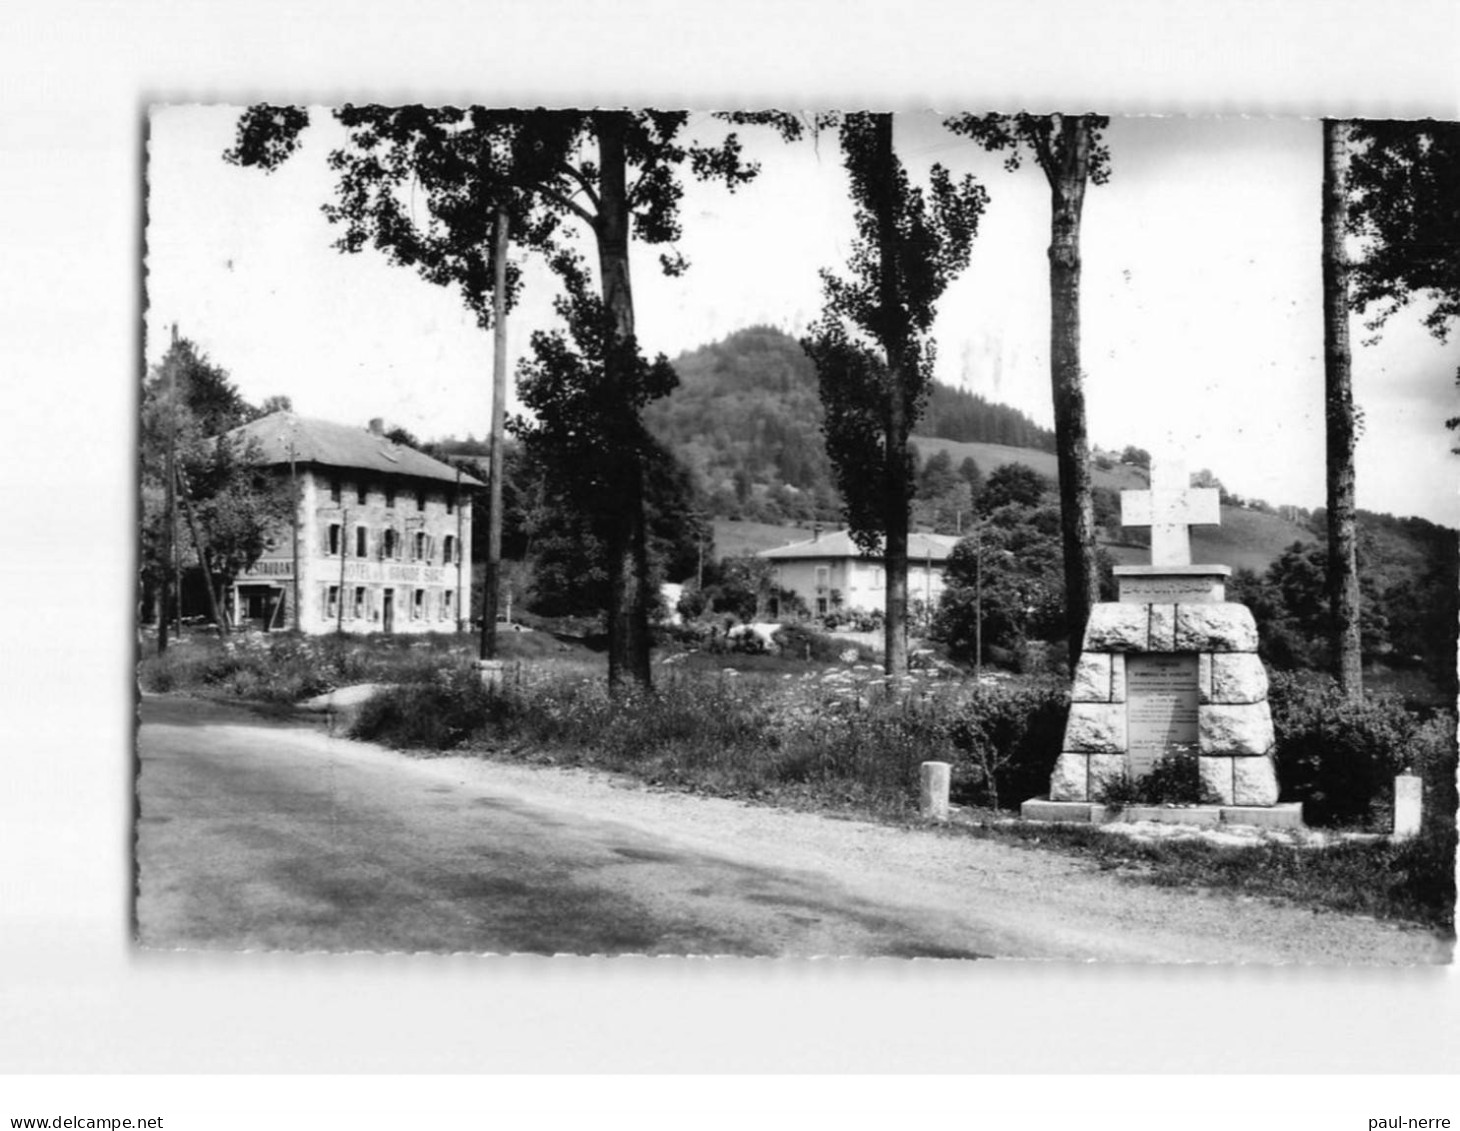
left=1023, top=456, right=1303, bottom=828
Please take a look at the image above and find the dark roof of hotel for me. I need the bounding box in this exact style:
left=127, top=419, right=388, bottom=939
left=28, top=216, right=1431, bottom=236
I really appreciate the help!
left=226, top=412, right=484, bottom=488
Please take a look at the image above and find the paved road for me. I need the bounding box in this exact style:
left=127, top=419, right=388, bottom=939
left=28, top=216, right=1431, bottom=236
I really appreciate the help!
left=135, top=695, right=1450, bottom=962
left=136, top=696, right=994, bottom=956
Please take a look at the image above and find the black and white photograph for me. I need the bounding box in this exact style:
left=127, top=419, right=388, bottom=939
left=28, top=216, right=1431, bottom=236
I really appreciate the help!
left=135, top=106, right=1457, bottom=962
left=7, top=0, right=1460, bottom=1112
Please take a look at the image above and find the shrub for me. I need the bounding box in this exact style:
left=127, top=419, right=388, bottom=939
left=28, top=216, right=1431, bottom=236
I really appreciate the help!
left=772, top=623, right=873, bottom=664
left=1268, top=671, right=1433, bottom=827
left=349, top=664, right=497, bottom=749
left=946, top=679, right=1069, bottom=810
left=1095, top=746, right=1223, bottom=807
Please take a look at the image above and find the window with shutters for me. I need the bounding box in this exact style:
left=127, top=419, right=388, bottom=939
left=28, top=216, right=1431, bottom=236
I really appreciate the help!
left=330, top=479, right=341, bottom=503
left=386, top=483, right=397, bottom=509
left=356, top=481, right=367, bottom=505
left=412, top=588, right=425, bottom=619
left=356, top=526, right=368, bottom=558
left=353, top=587, right=366, bottom=620
left=326, top=585, right=339, bottom=620
left=327, top=524, right=341, bottom=555
left=413, top=532, right=426, bottom=562
left=446, top=492, right=454, bottom=515
left=416, top=489, right=427, bottom=512
left=383, top=528, right=396, bottom=560
left=442, top=590, right=453, bottom=620
left=442, top=534, right=455, bottom=565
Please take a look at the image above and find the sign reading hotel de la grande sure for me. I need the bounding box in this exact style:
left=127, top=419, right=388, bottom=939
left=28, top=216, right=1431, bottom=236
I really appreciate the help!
left=244, top=559, right=449, bottom=585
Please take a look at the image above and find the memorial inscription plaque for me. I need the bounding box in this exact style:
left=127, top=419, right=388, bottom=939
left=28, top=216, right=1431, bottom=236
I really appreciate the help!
left=1125, top=653, right=1199, bottom=778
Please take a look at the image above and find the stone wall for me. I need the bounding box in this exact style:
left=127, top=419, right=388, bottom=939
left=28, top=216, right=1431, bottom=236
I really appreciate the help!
left=1049, top=601, right=1280, bottom=806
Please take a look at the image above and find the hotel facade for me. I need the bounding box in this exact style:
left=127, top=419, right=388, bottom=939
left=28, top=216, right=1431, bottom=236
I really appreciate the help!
left=227, top=413, right=482, bottom=634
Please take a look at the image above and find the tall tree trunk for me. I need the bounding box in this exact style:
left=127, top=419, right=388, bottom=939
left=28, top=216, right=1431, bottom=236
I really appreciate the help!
left=592, top=111, right=653, bottom=693
left=481, top=206, right=510, bottom=661
left=1322, top=118, right=1364, bottom=700
left=870, top=113, right=911, bottom=676
left=1046, top=115, right=1100, bottom=669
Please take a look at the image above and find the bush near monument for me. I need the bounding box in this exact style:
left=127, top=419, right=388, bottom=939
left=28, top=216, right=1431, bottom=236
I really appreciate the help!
left=1268, top=671, right=1458, bottom=829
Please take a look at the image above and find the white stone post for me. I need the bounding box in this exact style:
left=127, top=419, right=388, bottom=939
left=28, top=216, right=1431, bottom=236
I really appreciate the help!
left=476, top=658, right=505, bottom=689
left=920, top=761, right=950, bottom=821
left=1393, top=773, right=1423, bottom=840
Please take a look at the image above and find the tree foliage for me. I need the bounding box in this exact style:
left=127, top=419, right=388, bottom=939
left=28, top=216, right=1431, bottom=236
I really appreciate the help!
left=228, top=106, right=761, bottom=688
left=140, top=338, right=293, bottom=628
left=1346, top=120, right=1460, bottom=346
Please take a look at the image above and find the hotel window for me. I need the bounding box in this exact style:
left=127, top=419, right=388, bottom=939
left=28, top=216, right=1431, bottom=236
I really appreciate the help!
left=442, top=534, right=455, bottom=565
left=356, top=481, right=367, bottom=505
left=383, top=528, right=396, bottom=560
left=330, top=478, right=342, bottom=503
left=355, top=526, right=368, bottom=558
left=327, top=523, right=342, bottom=555
left=353, top=587, right=366, bottom=620
left=412, top=588, right=425, bottom=620
left=442, top=591, right=453, bottom=620
left=326, top=585, right=340, bottom=619
left=413, top=532, right=427, bottom=562
left=416, top=489, right=427, bottom=513
left=385, top=483, right=397, bottom=509
left=445, top=492, right=454, bottom=515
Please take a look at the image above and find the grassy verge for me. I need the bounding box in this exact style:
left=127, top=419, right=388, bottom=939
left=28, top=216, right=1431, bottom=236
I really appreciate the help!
left=962, top=820, right=1455, bottom=931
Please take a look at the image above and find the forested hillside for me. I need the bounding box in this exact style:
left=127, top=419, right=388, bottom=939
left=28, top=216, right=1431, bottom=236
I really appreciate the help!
left=644, top=325, right=1057, bottom=525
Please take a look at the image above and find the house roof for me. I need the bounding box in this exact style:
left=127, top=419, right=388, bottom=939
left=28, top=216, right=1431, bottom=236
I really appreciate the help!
left=225, top=412, right=485, bottom=488
left=758, top=529, right=960, bottom=562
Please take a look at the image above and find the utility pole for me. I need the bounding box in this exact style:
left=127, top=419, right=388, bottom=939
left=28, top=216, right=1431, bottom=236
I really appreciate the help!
left=337, top=505, right=348, bottom=635
left=287, top=426, right=300, bottom=632
left=481, top=206, right=510, bottom=661
left=974, top=520, right=983, bottom=681
left=455, top=463, right=465, bottom=634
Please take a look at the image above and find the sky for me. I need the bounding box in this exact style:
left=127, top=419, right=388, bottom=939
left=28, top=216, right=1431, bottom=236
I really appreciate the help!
left=145, top=107, right=1460, bottom=527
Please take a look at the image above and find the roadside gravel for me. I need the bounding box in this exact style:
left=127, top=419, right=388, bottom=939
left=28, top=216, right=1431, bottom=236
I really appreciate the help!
left=394, top=740, right=1452, bottom=965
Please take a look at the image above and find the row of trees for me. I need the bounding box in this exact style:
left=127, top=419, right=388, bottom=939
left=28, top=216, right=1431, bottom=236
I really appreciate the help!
left=217, top=108, right=1458, bottom=697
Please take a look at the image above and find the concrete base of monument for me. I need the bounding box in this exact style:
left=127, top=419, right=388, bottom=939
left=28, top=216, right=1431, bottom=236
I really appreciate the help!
left=1021, top=798, right=1305, bottom=830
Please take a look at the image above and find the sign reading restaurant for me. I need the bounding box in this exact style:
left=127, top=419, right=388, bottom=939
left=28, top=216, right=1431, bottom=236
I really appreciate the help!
left=244, top=560, right=448, bottom=585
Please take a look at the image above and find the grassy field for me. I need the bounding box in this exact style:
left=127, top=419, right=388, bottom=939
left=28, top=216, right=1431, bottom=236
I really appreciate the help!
left=1104, top=504, right=1317, bottom=575
left=712, top=518, right=817, bottom=557
left=910, top=436, right=1150, bottom=492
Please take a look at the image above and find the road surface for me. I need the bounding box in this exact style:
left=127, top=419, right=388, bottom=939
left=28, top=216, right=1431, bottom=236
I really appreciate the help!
left=135, top=695, right=1450, bottom=962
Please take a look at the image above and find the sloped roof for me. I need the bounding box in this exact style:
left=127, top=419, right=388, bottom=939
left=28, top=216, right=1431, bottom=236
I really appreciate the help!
left=758, top=529, right=960, bottom=562
left=225, top=412, right=484, bottom=487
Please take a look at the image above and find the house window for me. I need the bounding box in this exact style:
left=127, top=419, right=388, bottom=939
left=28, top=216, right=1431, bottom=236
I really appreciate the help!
left=326, top=585, right=340, bottom=619
left=814, top=565, right=830, bottom=592
left=327, top=523, right=342, bottom=555
left=412, top=589, right=425, bottom=620
left=386, top=483, right=397, bottom=509
left=353, top=586, right=366, bottom=620
left=442, top=534, right=455, bottom=565
left=816, top=596, right=828, bottom=616
left=356, top=526, right=368, bottom=558
left=356, top=481, right=368, bottom=505
left=416, top=489, right=427, bottom=512
left=442, top=590, right=453, bottom=621
left=330, top=479, right=342, bottom=503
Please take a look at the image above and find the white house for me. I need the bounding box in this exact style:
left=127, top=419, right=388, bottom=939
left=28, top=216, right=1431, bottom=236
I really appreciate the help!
left=758, top=529, right=959, bottom=617
left=224, top=413, right=483, bottom=634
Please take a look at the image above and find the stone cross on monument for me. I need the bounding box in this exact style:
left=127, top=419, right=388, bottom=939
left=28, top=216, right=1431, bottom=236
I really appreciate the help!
left=1120, top=455, right=1220, bottom=567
